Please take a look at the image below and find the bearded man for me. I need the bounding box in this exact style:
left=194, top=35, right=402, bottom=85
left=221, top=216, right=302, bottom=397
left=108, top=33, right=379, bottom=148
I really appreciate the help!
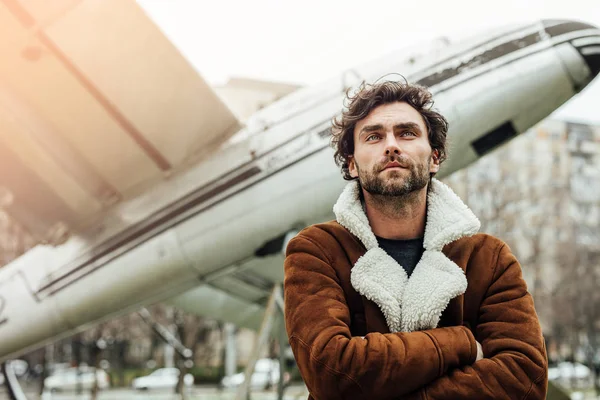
left=283, top=80, right=547, bottom=400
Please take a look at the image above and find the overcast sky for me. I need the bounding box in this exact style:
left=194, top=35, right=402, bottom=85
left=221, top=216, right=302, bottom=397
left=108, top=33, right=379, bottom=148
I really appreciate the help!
left=137, top=0, right=600, bottom=124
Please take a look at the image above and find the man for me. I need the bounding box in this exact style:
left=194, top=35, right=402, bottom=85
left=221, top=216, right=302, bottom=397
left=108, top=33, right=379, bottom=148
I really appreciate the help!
left=283, top=80, right=547, bottom=400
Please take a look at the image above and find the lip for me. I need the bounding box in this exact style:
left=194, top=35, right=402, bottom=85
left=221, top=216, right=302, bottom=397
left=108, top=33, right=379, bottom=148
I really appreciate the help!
left=382, top=162, right=405, bottom=170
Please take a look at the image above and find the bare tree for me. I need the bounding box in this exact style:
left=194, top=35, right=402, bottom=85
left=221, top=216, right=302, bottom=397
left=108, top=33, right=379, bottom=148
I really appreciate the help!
left=174, top=309, right=205, bottom=397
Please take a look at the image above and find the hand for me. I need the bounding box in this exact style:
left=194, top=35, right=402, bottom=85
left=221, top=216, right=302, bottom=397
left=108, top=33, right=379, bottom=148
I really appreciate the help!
left=476, top=341, right=484, bottom=361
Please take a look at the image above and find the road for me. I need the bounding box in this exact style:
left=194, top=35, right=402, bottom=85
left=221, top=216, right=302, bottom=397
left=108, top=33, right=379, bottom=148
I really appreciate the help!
left=0, top=384, right=309, bottom=400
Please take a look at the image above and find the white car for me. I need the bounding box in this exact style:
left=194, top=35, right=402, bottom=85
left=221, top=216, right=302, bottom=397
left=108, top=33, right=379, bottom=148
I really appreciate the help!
left=131, top=368, right=194, bottom=390
left=548, top=361, right=591, bottom=381
left=221, top=358, right=281, bottom=390
left=44, top=367, right=110, bottom=392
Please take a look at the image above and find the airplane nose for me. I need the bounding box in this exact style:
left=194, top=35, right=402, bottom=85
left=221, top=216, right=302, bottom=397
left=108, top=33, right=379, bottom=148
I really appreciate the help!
left=543, top=19, right=600, bottom=80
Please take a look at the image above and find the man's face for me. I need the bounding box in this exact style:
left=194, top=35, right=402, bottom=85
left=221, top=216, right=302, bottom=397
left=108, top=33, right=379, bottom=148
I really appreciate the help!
left=348, top=101, right=440, bottom=197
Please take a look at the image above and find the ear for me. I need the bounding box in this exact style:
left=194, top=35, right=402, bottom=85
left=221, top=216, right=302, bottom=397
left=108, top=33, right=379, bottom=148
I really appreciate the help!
left=348, top=156, right=358, bottom=178
left=430, top=150, right=440, bottom=174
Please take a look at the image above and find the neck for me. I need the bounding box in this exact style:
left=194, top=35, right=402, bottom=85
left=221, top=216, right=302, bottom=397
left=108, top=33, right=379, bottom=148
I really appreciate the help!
left=362, top=185, right=428, bottom=240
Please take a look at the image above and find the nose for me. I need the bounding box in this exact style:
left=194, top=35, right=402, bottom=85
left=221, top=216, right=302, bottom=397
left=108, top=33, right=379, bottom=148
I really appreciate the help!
left=573, top=35, right=600, bottom=80
left=543, top=19, right=600, bottom=86
left=383, top=135, right=401, bottom=157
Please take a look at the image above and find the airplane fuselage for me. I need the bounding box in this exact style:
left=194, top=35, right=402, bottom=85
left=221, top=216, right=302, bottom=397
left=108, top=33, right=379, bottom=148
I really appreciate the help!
left=0, top=19, right=599, bottom=361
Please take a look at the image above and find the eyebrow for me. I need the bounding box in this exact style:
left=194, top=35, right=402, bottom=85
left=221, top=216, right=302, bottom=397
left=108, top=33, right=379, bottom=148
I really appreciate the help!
left=358, top=122, right=422, bottom=139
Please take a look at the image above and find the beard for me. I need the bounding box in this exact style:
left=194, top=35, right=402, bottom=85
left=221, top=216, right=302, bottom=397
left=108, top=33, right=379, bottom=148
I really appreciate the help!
left=357, top=154, right=430, bottom=197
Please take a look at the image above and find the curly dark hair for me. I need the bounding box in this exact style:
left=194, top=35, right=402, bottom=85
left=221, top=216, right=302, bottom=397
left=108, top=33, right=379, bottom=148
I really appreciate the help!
left=331, top=80, right=449, bottom=180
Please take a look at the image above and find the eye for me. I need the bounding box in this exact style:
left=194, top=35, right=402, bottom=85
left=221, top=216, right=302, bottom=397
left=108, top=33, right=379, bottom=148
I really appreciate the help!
left=401, top=131, right=417, bottom=137
left=365, top=133, right=380, bottom=141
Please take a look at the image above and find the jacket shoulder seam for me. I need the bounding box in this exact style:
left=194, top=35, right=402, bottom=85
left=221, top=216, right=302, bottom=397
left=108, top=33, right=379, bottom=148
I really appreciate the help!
left=289, top=334, right=364, bottom=393
left=491, top=241, right=507, bottom=283
left=297, top=230, right=335, bottom=266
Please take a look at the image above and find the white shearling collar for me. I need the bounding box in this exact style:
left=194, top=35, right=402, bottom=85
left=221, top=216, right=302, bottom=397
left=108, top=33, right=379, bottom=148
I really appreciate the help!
left=333, top=178, right=480, bottom=332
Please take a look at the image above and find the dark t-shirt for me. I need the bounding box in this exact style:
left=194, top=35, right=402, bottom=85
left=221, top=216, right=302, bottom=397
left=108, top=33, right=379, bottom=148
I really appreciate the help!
left=375, top=236, right=424, bottom=278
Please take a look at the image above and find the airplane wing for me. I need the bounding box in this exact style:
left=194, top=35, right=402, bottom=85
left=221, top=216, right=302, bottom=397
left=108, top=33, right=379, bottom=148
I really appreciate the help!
left=168, top=252, right=289, bottom=331
left=0, top=0, right=241, bottom=245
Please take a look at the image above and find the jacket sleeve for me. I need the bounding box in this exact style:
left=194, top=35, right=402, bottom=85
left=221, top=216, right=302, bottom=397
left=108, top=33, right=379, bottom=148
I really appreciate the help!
left=284, top=232, right=477, bottom=400
left=409, top=243, right=548, bottom=400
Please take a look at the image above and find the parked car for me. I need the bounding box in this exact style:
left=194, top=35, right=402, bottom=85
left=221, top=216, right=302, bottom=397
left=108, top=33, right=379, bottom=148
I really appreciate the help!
left=220, top=358, right=283, bottom=390
left=131, top=368, right=194, bottom=390
left=548, top=361, right=593, bottom=390
left=548, top=361, right=591, bottom=381
left=44, top=367, right=109, bottom=392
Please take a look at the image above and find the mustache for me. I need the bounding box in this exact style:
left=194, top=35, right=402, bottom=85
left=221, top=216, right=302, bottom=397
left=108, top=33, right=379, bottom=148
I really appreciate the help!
left=377, top=154, right=412, bottom=171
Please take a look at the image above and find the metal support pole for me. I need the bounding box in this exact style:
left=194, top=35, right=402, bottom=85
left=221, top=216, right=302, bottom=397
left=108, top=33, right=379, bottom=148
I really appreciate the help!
left=165, top=307, right=175, bottom=368
left=225, top=323, right=237, bottom=378
left=2, top=361, right=28, bottom=400
left=137, top=308, right=193, bottom=359
left=235, top=285, right=281, bottom=400
left=276, top=288, right=287, bottom=400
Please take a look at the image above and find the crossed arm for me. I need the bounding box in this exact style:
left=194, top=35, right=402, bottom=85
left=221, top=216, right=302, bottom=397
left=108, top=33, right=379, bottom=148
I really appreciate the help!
left=283, top=234, right=547, bottom=400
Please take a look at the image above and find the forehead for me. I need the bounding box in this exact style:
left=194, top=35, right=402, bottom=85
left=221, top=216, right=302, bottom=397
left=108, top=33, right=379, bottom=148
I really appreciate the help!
left=354, top=102, right=427, bottom=136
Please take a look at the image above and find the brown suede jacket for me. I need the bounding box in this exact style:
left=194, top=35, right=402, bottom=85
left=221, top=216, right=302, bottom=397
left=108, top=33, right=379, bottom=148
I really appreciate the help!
left=283, top=180, right=548, bottom=400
